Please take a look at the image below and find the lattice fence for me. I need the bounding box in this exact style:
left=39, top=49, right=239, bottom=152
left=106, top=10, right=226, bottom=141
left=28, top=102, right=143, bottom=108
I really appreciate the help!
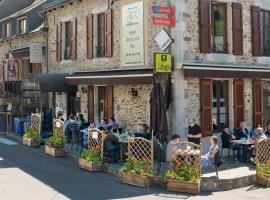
left=170, top=141, right=201, bottom=172
left=256, top=139, right=270, bottom=178
left=88, top=128, right=104, bottom=161
left=31, top=113, right=41, bottom=134
left=53, top=119, right=65, bottom=134
left=128, top=138, right=154, bottom=168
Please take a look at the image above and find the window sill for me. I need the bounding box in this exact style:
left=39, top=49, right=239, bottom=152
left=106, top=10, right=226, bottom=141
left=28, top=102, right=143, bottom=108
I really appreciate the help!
left=207, top=53, right=235, bottom=63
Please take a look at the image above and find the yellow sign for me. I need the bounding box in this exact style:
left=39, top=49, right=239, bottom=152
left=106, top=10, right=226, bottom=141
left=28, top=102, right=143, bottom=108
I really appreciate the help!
left=154, top=53, right=173, bottom=73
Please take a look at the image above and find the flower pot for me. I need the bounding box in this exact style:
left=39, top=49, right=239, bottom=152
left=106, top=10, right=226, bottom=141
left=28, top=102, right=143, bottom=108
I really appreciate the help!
left=45, top=145, right=64, bottom=157
left=121, top=172, right=153, bottom=188
left=167, top=179, right=200, bottom=194
left=78, top=158, right=103, bottom=172
left=257, top=175, right=270, bottom=187
left=23, top=136, right=40, bottom=148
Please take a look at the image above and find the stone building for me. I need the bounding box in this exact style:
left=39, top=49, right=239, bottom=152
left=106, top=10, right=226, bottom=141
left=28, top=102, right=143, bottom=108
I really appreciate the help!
left=173, top=0, right=270, bottom=146
left=41, top=0, right=175, bottom=131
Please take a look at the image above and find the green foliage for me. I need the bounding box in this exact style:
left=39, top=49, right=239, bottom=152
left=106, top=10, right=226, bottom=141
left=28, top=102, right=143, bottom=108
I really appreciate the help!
left=47, top=126, right=66, bottom=149
left=123, top=155, right=153, bottom=177
left=80, top=147, right=101, bottom=162
left=24, top=127, right=40, bottom=142
left=258, top=163, right=270, bottom=179
left=166, top=165, right=200, bottom=183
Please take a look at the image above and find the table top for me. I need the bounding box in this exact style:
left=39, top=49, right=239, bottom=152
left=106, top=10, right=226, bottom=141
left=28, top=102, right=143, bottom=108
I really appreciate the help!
left=231, top=139, right=256, bottom=145
left=117, top=139, right=128, bottom=144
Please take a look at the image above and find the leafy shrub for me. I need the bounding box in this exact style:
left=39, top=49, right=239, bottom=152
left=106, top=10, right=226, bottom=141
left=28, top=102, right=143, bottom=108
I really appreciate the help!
left=166, top=164, right=200, bottom=183
left=122, top=156, right=153, bottom=177
left=258, top=163, right=270, bottom=179
left=47, top=126, right=66, bottom=149
left=80, top=146, right=101, bottom=162
left=24, top=127, right=40, bottom=143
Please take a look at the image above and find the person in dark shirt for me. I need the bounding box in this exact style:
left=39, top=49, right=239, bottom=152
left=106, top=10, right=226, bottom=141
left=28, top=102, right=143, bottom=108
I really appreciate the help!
left=265, top=124, right=270, bottom=138
left=188, top=118, right=202, bottom=145
left=235, top=121, right=250, bottom=140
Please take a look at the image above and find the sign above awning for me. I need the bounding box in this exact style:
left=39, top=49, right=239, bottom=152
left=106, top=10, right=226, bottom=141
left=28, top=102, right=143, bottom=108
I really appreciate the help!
left=66, top=68, right=154, bottom=85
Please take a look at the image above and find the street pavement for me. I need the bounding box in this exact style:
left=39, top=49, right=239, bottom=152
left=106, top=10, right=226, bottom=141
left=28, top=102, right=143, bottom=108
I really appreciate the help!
left=0, top=137, right=269, bottom=200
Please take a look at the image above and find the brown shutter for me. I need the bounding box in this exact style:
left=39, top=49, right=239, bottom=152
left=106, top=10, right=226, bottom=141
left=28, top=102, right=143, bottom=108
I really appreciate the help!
left=233, top=80, right=245, bottom=128
left=105, top=9, right=112, bottom=57
left=253, top=80, right=263, bottom=127
left=87, top=15, right=93, bottom=59
left=200, top=79, right=212, bottom=137
left=232, top=3, right=243, bottom=55
left=251, top=6, right=261, bottom=56
left=88, top=85, right=94, bottom=122
left=56, top=23, right=62, bottom=61
left=105, top=86, right=113, bottom=120
left=71, top=18, right=77, bottom=60
left=199, top=0, right=211, bottom=53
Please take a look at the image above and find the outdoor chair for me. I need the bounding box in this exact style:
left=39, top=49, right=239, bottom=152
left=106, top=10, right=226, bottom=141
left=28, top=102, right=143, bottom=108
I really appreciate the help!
left=221, top=136, right=237, bottom=159
left=214, top=149, right=223, bottom=179
left=66, top=123, right=80, bottom=151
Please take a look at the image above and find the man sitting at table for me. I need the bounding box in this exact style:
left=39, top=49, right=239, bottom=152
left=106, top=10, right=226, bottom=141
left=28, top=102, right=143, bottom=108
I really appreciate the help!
left=235, top=121, right=250, bottom=140
left=104, top=125, right=119, bottom=163
left=166, top=134, right=181, bottom=163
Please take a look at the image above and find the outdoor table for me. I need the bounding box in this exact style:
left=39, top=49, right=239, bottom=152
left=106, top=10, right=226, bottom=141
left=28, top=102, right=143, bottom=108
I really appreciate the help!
left=231, top=139, right=256, bottom=145
left=117, top=138, right=128, bottom=162
left=231, top=139, right=256, bottom=163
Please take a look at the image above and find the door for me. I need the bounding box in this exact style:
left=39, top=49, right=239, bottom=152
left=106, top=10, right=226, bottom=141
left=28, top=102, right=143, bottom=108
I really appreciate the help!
left=233, top=80, right=245, bottom=128
left=97, top=86, right=113, bottom=120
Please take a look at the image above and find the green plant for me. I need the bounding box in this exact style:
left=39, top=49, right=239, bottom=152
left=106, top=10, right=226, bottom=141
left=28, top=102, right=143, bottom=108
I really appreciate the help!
left=258, top=163, right=270, bottom=179
left=166, top=164, right=200, bottom=183
left=47, top=126, right=66, bottom=149
left=80, top=146, right=101, bottom=162
left=24, top=126, right=40, bottom=142
left=122, top=156, right=153, bottom=177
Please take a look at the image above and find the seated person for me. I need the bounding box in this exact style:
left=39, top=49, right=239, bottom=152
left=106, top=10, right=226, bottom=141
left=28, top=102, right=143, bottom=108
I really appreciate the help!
left=135, top=123, right=150, bottom=139
left=265, top=124, right=270, bottom=138
left=166, top=134, right=181, bottom=163
left=78, top=114, right=87, bottom=130
left=235, top=121, right=250, bottom=140
left=256, top=127, right=267, bottom=141
left=109, top=117, right=119, bottom=129
left=201, top=136, right=219, bottom=167
left=65, top=114, right=79, bottom=142
left=98, top=118, right=108, bottom=130
left=104, top=125, right=119, bottom=162
left=221, top=127, right=241, bottom=160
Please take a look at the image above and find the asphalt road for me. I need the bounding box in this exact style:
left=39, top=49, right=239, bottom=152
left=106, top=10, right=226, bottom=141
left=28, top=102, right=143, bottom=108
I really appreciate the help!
left=0, top=137, right=269, bottom=200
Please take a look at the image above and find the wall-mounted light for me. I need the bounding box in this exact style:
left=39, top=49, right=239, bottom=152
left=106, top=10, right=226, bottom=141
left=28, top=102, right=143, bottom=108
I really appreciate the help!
left=131, top=88, right=138, bottom=98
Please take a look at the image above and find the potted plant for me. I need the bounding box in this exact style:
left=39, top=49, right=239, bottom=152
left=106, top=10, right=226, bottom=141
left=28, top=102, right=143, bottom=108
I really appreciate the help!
left=79, top=147, right=103, bottom=171
left=121, top=156, right=153, bottom=188
left=45, top=124, right=66, bottom=157
left=166, top=164, right=201, bottom=194
left=257, top=163, right=270, bottom=186
left=23, top=127, right=40, bottom=148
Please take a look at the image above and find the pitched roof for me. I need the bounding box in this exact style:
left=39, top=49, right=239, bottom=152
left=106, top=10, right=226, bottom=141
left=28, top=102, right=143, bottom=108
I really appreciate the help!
left=0, top=0, right=35, bottom=19
left=41, top=0, right=72, bottom=11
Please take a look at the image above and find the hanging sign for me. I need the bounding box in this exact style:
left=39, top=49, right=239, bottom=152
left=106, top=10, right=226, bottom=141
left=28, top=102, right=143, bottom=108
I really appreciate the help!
left=151, top=5, right=175, bottom=16
left=155, top=29, right=173, bottom=52
left=30, top=43, right=43, bottom=63
left=7, top=52, right=18, bottom=80
left=154, top=53, right=173, bottom=73
left=152, top=16, right=175, bottom=27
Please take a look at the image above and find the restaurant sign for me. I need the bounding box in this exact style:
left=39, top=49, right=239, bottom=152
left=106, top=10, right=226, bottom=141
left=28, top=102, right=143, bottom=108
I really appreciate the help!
left=154, top=53, right=173, bottom=73
left=152, top=16, right=175, bottom=27
left=151, top=5, right=175, bottom=16
left=121, top=1, right=145, bottom=67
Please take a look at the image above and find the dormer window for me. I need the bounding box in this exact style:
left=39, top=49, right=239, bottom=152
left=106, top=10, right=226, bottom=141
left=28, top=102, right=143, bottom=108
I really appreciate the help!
left=2, top=20, right=11, bottom=38
left=17, top=16, right=27, bottom=34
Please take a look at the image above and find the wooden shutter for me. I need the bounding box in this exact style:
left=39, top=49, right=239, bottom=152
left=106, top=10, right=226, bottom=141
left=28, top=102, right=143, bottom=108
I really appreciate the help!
left=56, top=23, right=62, bottom=61
left=71, top=18, right=77, bottom=60
left=251, top=6, right=261, bottom=56
left=233, top=80, right=245, bottom=128
left=87, top=15, right=93, bottom=59
left=232, top=3, right=243, bottom=55
left=105, top=9, right=112, bottom=57
left=200, top=79, right=212, bottom=137
left=88, top=85, right=94, bottom=122
left=253, top=80, right=263, bottom=127
left=105, top=86, right=113, bottom=120
left=199, top=0, right=211, bottom=53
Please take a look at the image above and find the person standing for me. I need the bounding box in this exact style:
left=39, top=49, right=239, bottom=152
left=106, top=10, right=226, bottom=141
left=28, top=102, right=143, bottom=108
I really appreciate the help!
left=187, top=118, right=202, bottom=145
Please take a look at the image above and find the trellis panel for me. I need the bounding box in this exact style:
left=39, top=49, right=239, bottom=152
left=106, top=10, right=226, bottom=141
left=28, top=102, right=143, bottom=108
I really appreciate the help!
left=88, top=128, right=104, bottom=161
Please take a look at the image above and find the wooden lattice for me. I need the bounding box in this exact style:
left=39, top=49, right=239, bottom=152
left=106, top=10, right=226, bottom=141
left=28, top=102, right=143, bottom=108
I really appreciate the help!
left=170, top=141, right=201, bottom=171
left=31, top=113, right=41, bottom=134
left=256, top=139, right=270, bottom=166
left=128, top=137, right=154, bottom=168
left=53, top=119, right=65, bottom=134
left=88, top=128, right=104, bottom=161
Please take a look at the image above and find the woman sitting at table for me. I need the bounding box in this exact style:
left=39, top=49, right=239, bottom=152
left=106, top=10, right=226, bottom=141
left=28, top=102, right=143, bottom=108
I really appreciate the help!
left=201, top=136, right=220, bottom=167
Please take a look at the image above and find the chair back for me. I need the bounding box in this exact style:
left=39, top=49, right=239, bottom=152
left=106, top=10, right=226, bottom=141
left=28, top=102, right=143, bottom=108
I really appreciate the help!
left=214, top=149, right=223, bottom=167
left=66, top=122, right=79, bottom=133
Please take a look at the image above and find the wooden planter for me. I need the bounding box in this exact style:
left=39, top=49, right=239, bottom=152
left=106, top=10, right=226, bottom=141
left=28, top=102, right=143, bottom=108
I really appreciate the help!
left=257, top=175, right=270, bottom=187
left=23, top=136, right=40, bottom=148
left=121, top=172, right=153, bottom=188
left=45, top=145, right=64, bottom=157
left=167, top=179, right=200, bottom=194
left=78, top=158, right=103, bottom=172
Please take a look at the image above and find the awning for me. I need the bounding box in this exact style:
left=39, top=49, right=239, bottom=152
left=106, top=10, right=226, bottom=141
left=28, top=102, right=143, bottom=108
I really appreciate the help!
left=35, top=73, right=77, bottom=92
left=66, top=68, right=154, bottom=85
left=6, top=47, right=29, bottom=59
left=183, top=64, right=270, bottom=79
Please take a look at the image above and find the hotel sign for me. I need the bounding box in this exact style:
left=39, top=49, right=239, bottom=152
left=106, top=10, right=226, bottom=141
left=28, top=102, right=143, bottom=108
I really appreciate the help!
left=121, top=1, right=144, bottom=66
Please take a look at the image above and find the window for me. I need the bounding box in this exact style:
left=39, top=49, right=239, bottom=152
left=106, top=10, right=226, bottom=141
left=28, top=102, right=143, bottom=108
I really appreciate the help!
left=2, top=20, right=11, bottom=38
left=212, top=80, right=229, bottom=132
left=17, top=17, right=27, bottom=34
left=64, top=21, right=72, bottom=60
left=212, top=3, right=227, bottom=53
left=260, top=10, right=270, bottom=56
left=97, top=13, right=105, bottom=57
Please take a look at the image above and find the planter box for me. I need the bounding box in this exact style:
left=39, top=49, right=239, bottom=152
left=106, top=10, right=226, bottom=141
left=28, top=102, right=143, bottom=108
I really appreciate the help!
left=257, top=175, right=270, bottom=187
left=121, top=172, right=153, bottom=188
left=167, top=179, right=200, bottom=194
left=78, top=158, right=103, bottom=172
left=45, top=145, right=64, bottom=157
left=23, top=136, right=40, bottom=148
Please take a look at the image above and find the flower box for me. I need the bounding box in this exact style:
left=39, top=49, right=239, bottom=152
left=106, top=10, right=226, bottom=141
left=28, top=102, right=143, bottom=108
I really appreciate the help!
left=78, top=158, right=103, bottom=172
left=45, top=145, right=64, bottom=157
left=23, top=136, right=40, bottom=148
left=121, top=172, right=153, bottom=188
left=257, top=175, right=270, bottom=187
left=167, top=179, right=200, bottom=194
